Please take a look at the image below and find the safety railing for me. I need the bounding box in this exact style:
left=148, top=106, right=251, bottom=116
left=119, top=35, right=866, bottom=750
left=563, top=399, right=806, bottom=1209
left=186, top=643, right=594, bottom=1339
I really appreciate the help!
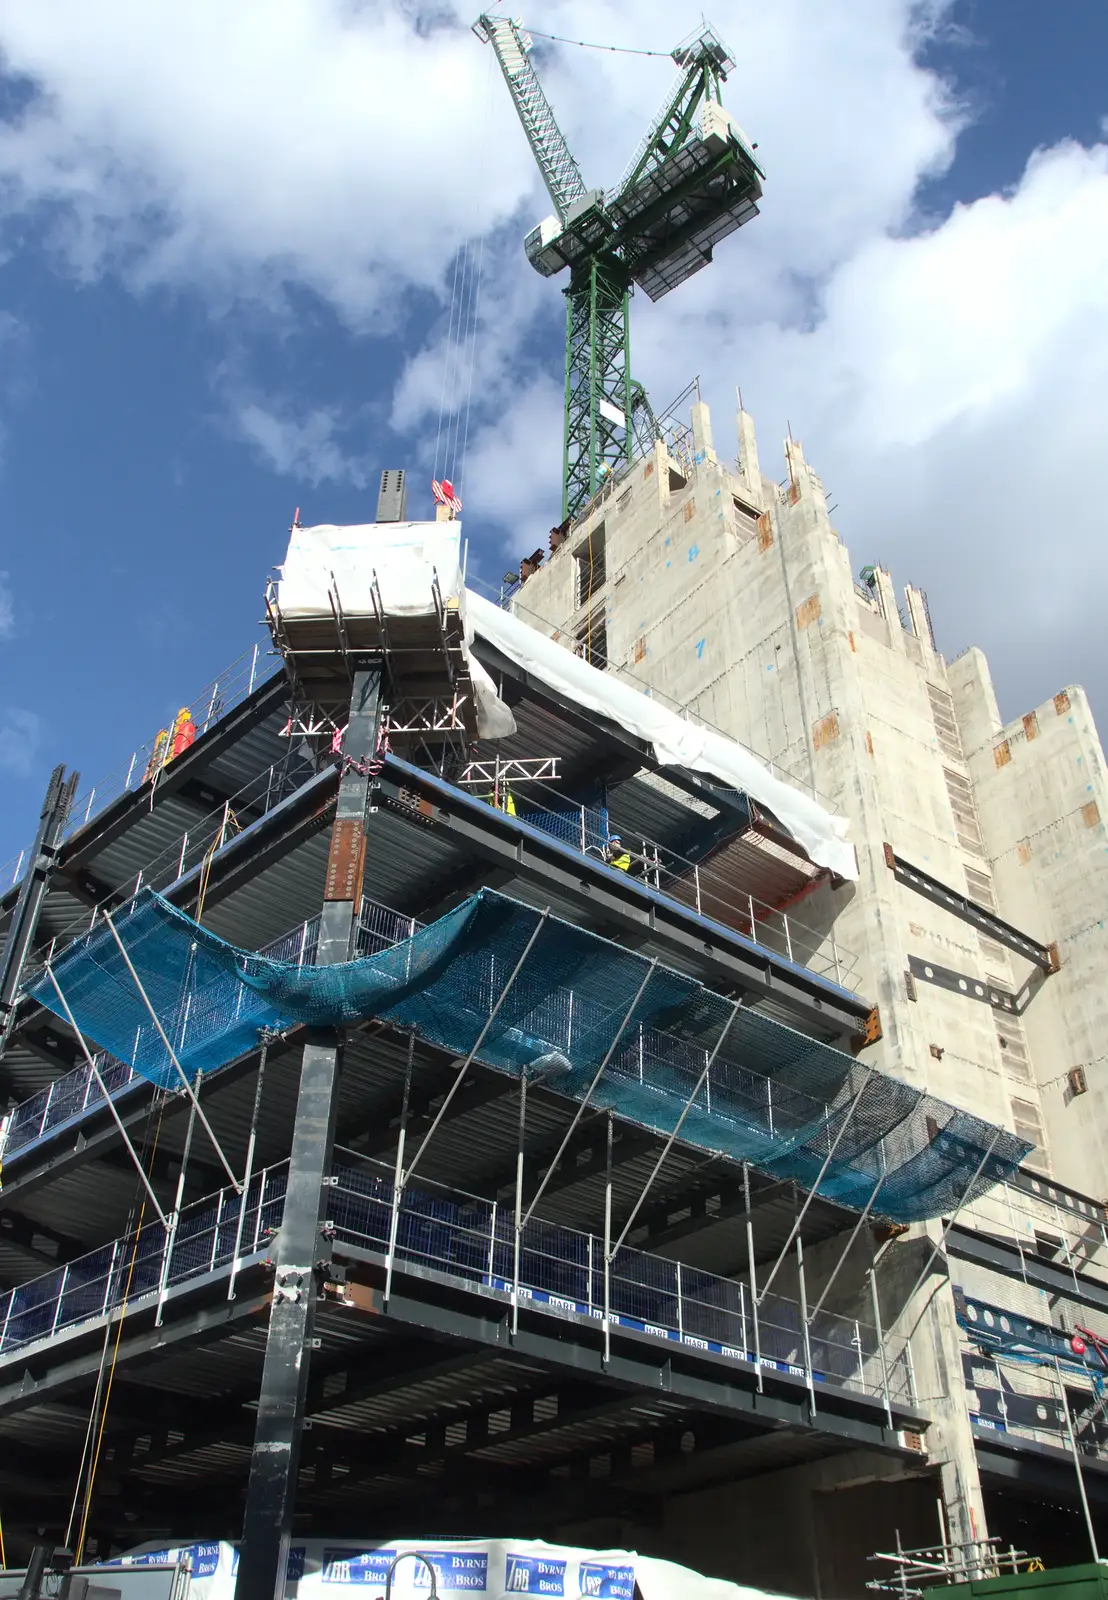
left=0, top=1153, right=916, bottom=1419
left=330, top=1156, right=914, bottom=1411
left=0, top=644, right=281, bottom=893
left=0, top=1166, right=288, bottom=1355
left=965, top=1343, right=1108, bottom=1465
left=959, top=1172, right=1108, bottom=1292
left=508, top=789, right=860, bottom=992
left=0, top=894, right=421, bottom=1170
left=20, top=749, right=319, bottom=973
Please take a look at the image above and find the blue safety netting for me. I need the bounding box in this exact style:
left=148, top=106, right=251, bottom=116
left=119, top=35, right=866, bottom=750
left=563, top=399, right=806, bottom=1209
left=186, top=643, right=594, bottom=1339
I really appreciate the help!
left=523, top=803, right=609, bottom=854
left=30, top=887, right=1030, bottom=1221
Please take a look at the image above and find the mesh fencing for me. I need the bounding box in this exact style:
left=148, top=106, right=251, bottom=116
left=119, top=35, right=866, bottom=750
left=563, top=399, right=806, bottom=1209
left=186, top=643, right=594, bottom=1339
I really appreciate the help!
left=29, top=887, right=1029, bottom=1222
left=0, top=1156, right=914, bottom=1409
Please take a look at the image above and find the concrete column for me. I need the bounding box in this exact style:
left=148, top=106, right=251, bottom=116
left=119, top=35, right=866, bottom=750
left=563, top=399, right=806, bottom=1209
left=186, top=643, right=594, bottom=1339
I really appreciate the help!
left=691, top=400, right=716, bottom=464
left=735, top=408, right=763, bottom=507
left=905, top=585, right=934, bottom=651
left=880, top=1230, right=990, bottom=1550
left=873, top=568, right=906, bottom=653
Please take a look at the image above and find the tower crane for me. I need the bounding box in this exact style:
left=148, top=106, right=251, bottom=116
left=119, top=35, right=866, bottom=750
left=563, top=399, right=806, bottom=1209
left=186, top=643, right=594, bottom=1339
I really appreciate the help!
left=473, top=14, right=765, bottom=524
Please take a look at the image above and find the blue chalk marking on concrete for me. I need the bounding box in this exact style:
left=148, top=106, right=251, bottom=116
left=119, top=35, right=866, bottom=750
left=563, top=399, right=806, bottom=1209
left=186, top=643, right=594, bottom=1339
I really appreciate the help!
left=696, top=639, right=706, bottom=659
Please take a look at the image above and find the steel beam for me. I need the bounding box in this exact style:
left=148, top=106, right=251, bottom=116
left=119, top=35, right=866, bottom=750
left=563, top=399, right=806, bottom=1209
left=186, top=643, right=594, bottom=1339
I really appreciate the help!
left=367, top=1272, right=927, bottom=1444
left=0, top=766, right=79, bottom=1035
left=374, top=758, right=869, bottom=1036
left=948, top=1223, right=1108, bottom=1316
left=235, top=665, right=382, bottom=1600
left=886, top=844, right=1057, bottom=973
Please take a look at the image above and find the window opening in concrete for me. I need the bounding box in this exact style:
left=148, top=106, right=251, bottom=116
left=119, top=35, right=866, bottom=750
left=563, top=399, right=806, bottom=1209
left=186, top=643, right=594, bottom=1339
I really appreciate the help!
left=1012, top=1095, right=1048, bottom=1171
left=998, top=1026, right=1031, bottom=1083
left=574, top=522, right=606, bottom=609
left=731, top=496, right=759, bottom=541
left=944, top=766, right=985, bottom=856
left=574, top=605, right=607, bottom=670
left=928, top=682, right=965, bottom=763
left=964, top=864, right=997, bottom=909
left=980, top=935, right=1011, bottom=973
left=1034, top=1228, right=1064, bottom=1260
left=668, top=464, right=687, bottom=493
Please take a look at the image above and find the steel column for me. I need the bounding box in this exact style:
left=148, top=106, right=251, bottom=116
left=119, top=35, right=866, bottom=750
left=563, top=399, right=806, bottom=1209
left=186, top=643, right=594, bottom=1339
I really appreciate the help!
left=1054, top=1354, right=1101, bottom=1562
left=744, top=1163, right=762, bottom=1391
left=234, top=665, right=381, bottom=1600
left=0, top=766, right=79, bottom=1041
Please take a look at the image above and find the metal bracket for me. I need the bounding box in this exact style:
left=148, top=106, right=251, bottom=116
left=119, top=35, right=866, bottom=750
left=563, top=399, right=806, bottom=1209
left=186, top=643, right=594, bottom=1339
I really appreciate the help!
left=885, top=842, right=1057, bottom=974
left=908, top=954, right=1021, bottom=1014
left=851, top=1005, right=882, bottom=1053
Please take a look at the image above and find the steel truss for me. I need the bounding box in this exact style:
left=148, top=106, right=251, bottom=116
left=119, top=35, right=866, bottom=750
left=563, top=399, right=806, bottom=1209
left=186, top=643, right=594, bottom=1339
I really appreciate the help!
left=458, top=757, right=561, bottom=787
left=383, top=695, right=472, bottom=736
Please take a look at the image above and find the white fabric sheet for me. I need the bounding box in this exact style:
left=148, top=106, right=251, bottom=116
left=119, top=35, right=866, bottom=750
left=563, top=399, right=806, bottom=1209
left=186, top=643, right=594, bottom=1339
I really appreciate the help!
left=467, top=590, right=857, bottom=881
left=277, top=522, right=464, bottom=617
left=270, top=520, right=854, bottom=878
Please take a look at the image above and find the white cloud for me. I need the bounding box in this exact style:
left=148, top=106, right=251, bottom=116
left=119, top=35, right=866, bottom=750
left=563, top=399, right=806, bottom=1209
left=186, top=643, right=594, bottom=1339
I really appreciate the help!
left=688, top=137, right=1108, bottom=715
left=0, top=0, right=538, bottom=320
left=233, top=398, right=370, bottom=488
left=1, top=0, right=1106, bottom=716
left=0, top=707, right=40, bottom=775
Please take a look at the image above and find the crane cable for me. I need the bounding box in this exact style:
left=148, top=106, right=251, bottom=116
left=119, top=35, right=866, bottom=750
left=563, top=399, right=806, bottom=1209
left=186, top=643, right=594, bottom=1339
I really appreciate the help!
left=434, top=51, right=495, bottom=500
left=524, top=28, right=672, bottom=58
left=454, top=62, right=492, bottom=500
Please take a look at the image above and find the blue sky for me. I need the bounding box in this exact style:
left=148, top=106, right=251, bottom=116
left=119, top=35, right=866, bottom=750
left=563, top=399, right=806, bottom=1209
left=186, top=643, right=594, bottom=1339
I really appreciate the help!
left=0, top=0, right=1106, bottom=868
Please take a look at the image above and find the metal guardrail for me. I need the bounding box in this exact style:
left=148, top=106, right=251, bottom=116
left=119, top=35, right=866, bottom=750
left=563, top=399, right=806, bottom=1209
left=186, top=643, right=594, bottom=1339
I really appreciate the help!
left=0, top=1153, right=916, bottom=1417
left=0, top=899, right=417, bottom=1168
left=0, top=645, right=280, bottom=892
left=960, top=1173, right=1108, bottom=1291
left=508, top=792, right=860, bottom=991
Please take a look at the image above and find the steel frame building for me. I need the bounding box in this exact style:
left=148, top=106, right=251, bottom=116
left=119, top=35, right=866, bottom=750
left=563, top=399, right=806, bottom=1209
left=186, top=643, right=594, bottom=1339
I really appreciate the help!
left=0, top=569, right=1085, bottom=1594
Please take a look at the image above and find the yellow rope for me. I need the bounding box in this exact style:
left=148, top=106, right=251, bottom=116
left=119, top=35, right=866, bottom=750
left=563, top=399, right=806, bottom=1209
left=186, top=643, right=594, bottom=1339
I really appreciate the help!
left=75, top=1101, right=166, bottom=1563
left=0, top=1502, right=7, bottom=1568
left=195, top=810, right=239, bottom=925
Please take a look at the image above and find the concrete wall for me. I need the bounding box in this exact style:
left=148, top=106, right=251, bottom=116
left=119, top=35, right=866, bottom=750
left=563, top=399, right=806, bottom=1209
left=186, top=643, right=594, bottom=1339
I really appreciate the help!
left=950, top=653, right=1108, bottom=1197
left=513, top=391, right=1108, bottom=1562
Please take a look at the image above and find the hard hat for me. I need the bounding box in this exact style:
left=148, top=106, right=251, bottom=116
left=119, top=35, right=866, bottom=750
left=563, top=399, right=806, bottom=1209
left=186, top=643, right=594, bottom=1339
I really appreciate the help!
left=609, top=833, right=622, bottom=844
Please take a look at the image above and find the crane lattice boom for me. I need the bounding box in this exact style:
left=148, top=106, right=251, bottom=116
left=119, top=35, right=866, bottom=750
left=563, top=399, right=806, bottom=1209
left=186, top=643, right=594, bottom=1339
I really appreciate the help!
left=472, top=15, right=587, bottom=224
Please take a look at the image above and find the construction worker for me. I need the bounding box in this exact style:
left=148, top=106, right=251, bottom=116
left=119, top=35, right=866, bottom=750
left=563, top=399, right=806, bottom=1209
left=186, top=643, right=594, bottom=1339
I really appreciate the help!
left=143, top=729, right=169, bottom=784
left=168, top=707, right=197, bottom=762
left=486, top=784, right=517, bottom=817
left=604, top=833, right=632, bottom=872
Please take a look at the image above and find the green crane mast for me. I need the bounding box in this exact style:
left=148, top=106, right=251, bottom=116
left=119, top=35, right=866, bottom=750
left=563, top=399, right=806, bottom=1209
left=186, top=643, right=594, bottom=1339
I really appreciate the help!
left=473, top=14, right=765, bottom=524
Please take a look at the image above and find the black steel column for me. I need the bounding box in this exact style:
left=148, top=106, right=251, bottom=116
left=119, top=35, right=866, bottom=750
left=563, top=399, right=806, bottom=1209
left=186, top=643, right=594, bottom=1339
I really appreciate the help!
left=234, top=667, right=381, bottom=1600
left=0, top=765, right=79, bottom=1044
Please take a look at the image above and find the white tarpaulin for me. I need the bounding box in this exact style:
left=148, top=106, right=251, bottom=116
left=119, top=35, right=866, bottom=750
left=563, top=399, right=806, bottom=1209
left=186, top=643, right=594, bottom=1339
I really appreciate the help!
left=108, top=1539, right=798, bottom=1600
left=467, top=591, right=857, bottom=881
left=270, top=520, right=854, bottom=878
left=277, top=522, right=465, bottom=618
left=274, top=522, right=517, bottom=742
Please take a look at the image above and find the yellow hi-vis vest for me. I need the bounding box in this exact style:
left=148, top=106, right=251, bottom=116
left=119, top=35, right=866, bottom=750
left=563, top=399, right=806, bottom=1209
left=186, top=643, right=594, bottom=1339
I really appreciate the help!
left=486, top=788, right=517, bottom=817
left=609, top=849, right=631, bottom=871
